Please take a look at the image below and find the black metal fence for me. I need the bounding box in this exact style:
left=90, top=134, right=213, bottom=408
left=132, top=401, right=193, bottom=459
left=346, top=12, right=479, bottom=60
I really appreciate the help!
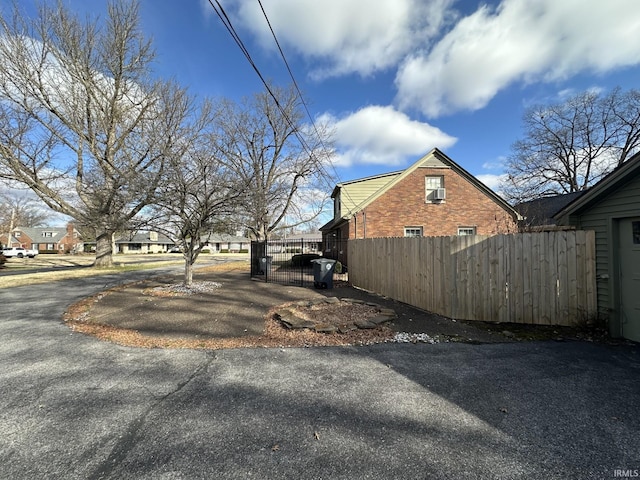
left=250, top=238, right=348, bottom=287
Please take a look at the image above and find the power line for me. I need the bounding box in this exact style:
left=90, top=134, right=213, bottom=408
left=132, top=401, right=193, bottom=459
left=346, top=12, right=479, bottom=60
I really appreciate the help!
left=207, top=0, right=356, bottom=217
left=255, top=0, right=360, bottom=214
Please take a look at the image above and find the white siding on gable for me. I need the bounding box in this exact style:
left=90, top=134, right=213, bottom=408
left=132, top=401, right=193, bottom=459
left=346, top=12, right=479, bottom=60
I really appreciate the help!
left=418, top=156, right=448, bottom=168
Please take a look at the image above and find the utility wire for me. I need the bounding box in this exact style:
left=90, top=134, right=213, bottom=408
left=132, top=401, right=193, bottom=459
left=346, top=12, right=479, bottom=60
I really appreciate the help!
left=255, top=0, right=360, bottom=214
left=207, top=0, right=356, bottom=217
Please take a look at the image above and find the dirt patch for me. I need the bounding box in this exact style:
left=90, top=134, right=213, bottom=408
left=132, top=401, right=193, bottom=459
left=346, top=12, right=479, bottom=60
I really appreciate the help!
left=65, top=304, right=395, bottom=350
left=471, top=320, right=624, bottom=344
left=63, top=265, right=396, bottom=350
left=292, top=301, right=380, bottom=325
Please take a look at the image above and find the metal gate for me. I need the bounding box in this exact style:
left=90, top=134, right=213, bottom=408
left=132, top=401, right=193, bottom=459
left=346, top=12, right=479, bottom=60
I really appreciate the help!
left=250, top=238, right=348, bottom=287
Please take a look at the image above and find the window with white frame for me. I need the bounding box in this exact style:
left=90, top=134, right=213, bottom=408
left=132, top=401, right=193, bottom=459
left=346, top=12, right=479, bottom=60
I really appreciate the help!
left=425, top=176, right=444, bottom=203
left=404, top=226, right=423, bottom=237
left=457, top=226, right=476, bottom=236
left=42, top=231, right=53, bottom=237
left=15, top=232, right=21, bottom=237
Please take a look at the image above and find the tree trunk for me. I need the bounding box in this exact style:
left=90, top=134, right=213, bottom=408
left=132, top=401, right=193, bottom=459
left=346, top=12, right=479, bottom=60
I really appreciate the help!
left=184, top=258, right=193, bottom=286
left=95, top=229, right=114, bottom=267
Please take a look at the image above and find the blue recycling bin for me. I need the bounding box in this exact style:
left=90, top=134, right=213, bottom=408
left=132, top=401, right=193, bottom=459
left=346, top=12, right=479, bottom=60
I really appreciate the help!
left=312, top=258, right=337, bottom=289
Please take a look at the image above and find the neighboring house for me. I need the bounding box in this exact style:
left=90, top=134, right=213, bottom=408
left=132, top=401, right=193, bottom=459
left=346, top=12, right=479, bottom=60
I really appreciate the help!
left=106, top=231, right=250, bottom=254
left=114, top=231, right=174, bottom=254
left=201, top=234, right=250, bottom=253
left=554, top=152, right=640, bottom=342
left=1, top=223, right=83, bottom=253
left=320, top=148, right=521, bottom=247
left=0, top=234, right=19, bottom=249
left=515, top=191, right=584, bottom=231
left=276, top=232, right=322, bottom=253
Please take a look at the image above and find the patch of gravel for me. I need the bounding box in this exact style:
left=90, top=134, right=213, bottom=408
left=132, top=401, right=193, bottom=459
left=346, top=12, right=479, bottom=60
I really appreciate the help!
left=392, top=332, right=440, bottom=344
left=148, top=281, right=222, bottom=296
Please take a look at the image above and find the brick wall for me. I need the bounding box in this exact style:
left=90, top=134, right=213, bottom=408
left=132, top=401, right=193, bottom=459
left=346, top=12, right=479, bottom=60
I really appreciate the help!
left=61, top=223, right=82, bottom=253
left=347, top=167, right=517, bottom=238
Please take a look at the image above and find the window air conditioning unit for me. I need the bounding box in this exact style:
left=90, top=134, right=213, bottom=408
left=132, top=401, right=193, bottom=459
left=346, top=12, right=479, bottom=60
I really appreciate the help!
left=433, top=188, right=446, bottom=200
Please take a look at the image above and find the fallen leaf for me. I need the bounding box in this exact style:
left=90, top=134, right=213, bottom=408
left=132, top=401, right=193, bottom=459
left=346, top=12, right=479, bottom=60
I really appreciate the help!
left=314, top=431, right=320, bottom=440
left=271, top=444, right=280, bottom=451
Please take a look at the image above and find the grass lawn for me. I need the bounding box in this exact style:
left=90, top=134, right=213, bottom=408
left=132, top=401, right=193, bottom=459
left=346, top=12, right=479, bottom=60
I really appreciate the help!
left=0, top=254, right=249, bottom=289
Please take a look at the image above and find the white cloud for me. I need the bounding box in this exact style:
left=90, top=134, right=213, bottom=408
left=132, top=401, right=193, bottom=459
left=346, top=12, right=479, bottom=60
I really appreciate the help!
left=475, top=173, right=507, bottom=192
left=319, top=105, right=457, bottom=167
left=395, top=0, right=640, bottom=118
left=229, top=0, right=455, bottom=78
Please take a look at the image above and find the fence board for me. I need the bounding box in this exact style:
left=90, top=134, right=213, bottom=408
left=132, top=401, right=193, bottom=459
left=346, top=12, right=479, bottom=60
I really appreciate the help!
left=530, top=233, right=541, bottom=324
left=349, top=231, right=596, bottom=326
left=522, top=233, right=533, bottom=324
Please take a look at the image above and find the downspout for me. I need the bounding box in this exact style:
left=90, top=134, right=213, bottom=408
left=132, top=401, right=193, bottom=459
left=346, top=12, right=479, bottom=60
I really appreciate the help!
left=363, top=211, right=367, bottom=239
left=353, top=214, right=357, bottom=239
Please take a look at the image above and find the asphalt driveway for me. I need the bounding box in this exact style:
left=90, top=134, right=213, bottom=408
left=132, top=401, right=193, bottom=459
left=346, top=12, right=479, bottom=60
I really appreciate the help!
left=1, top=267, right=639, bottom=479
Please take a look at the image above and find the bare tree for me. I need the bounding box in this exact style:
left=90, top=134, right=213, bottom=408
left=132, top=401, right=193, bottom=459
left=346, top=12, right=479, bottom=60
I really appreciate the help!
left=503, top=88, right=640, bottom=203
left=213, top=85, right=334, bottom=240
left=0, top=191, right=48, bottom=232
left=0, top=0, right=188, bottom=266
left=150, top=99, right=243, bottom=286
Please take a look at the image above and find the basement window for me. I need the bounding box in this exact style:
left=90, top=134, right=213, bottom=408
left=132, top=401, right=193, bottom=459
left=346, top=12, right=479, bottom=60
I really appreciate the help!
left=404, top=227, right=423, bottom=237
left=457, top=226, right=476, bottom=236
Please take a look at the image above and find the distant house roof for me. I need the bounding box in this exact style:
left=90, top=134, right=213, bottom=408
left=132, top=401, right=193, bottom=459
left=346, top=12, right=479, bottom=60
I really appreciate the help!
left=114, top=232, right=174, bottom=244
left=515, top=191, right=585, bottom=228
left=554, top=151, right=640, bottom=223
left=14, top=225, right=75, bottom=243
left=280, top=232, right=322, bottom=242
left=202, top=233, right=250, bottom=244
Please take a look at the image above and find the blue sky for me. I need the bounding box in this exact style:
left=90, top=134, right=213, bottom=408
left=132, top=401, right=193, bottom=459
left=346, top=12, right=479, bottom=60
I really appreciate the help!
left=9, top=0, right=640, bottom=226
left=139, top=0, right=640, bottom=190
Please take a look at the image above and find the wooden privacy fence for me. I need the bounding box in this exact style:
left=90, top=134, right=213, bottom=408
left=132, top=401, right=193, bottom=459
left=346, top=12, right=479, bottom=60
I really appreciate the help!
left=348, top=231, right=597, bottom=325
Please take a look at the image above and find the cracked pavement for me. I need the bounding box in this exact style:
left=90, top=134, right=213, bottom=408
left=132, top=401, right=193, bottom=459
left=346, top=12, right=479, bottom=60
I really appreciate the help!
left=1, top=266, right=639, bottom=479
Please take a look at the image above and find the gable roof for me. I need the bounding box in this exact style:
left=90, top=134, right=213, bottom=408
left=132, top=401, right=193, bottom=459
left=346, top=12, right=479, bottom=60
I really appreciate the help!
left=554, top=151, right=640, bottom=222
left=324, top=148, right=520, bottom=230
left=515, top=191, right=585, bottom=227
left=114, top=231, right=174, bottom=244
left=14, top=226, right=70, bottom=243
left=280, top=231, right=322, bottom=242
left=201, top=233, right=250, bottom=243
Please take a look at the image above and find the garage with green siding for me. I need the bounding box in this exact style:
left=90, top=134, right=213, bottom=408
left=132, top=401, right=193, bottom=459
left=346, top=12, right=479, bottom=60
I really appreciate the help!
left=555, top=153, right=640, bottom=341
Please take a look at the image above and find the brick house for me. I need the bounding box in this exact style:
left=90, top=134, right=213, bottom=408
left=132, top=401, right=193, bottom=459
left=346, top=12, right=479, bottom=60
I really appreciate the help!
left=320, top=148, right=520, bottom=250
left=1, top=223, right=83, bottom=253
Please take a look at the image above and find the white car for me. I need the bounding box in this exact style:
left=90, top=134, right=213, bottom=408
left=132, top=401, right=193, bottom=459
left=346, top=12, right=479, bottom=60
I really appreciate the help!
left=2, top=247, right=38, bottom=258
